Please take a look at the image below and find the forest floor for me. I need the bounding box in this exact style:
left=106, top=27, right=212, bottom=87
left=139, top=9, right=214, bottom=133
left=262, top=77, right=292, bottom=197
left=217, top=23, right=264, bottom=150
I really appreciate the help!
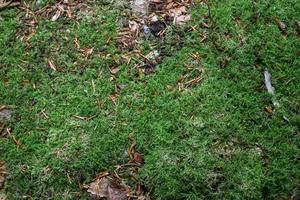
left=0, top=0, right=299, bottom=199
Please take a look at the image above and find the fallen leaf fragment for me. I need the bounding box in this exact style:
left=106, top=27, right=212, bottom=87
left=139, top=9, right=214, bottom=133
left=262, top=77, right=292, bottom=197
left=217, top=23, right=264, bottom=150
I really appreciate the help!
left=87, top=177, right=128, bottom=200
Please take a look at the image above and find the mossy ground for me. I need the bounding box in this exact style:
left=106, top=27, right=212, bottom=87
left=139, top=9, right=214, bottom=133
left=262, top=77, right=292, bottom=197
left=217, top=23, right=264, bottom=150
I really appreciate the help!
left=0, top=0, right=299, bottom=199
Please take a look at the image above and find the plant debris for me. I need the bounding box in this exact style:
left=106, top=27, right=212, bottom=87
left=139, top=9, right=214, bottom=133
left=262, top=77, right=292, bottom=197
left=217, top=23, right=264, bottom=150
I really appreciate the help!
left=86, top=137, right=149, bottom=200
left=177, top=53, right=204, bottom=90
left=87, top=175, right=129, bottom=200
left=116, top=0, right=193, bottom=74
left=17, top=1, right=90, bottom=48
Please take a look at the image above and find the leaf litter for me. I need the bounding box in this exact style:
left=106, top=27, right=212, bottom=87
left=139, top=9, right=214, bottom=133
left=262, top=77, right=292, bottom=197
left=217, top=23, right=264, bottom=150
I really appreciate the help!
left=117, top=0, right=194, bottom=74
left=86, top=137, right=149, bottom=200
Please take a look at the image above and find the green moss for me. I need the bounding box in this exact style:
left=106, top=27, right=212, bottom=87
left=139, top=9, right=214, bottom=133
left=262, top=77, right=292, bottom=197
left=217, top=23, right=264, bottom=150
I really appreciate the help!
left=0, top=0, right=299, bottom=199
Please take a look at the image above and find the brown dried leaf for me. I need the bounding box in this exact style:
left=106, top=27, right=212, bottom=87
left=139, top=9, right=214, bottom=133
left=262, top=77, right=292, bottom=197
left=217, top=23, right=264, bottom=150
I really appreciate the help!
left=87, top=177, right=128, bottom=200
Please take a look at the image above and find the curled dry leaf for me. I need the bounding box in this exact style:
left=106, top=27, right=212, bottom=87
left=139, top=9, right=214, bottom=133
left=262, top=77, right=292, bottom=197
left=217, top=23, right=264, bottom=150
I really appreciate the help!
left=87, top=177, right=129, bottom=200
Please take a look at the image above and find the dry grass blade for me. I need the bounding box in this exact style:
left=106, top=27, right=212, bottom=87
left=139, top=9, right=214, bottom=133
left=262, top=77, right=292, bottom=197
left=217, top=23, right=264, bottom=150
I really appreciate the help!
left=73, top=115, right=96, bottom=121
left=47, top=59, right=57, bottom=71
